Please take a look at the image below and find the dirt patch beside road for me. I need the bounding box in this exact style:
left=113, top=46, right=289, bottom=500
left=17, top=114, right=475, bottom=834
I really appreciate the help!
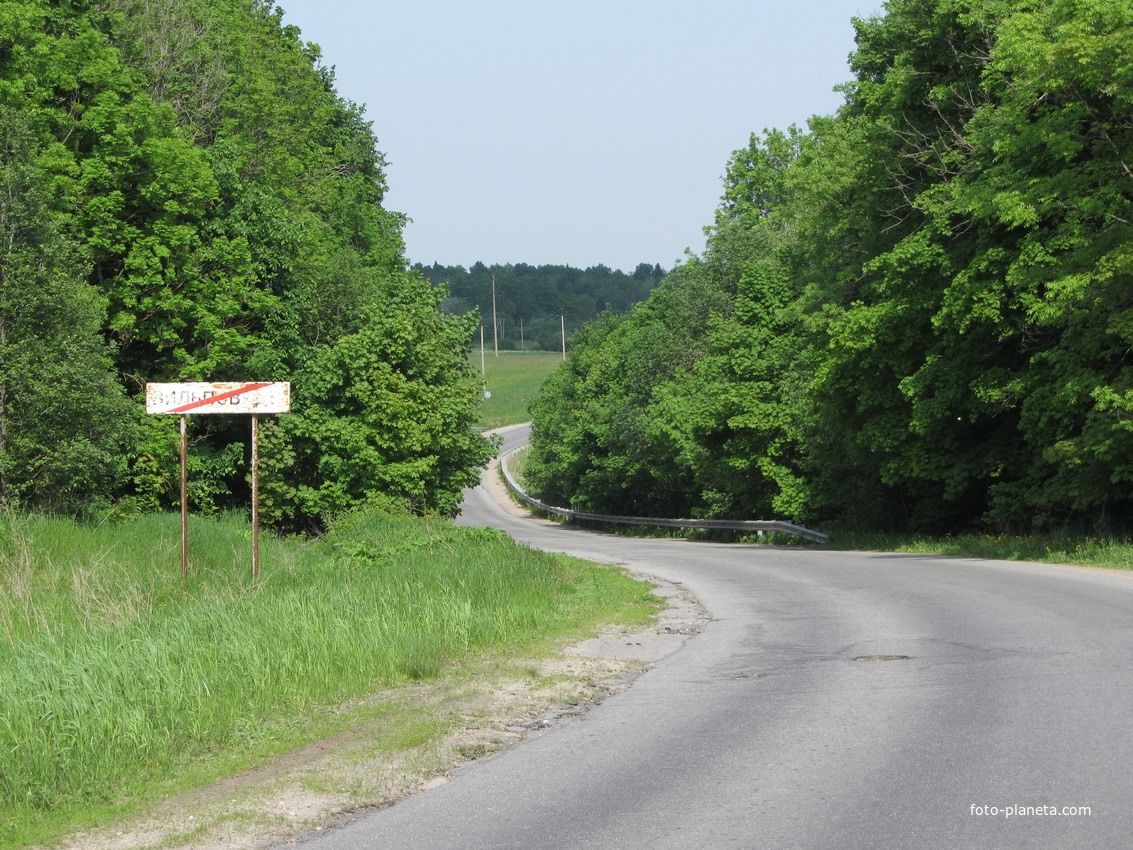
left=59, top=574, right=706, bottom=850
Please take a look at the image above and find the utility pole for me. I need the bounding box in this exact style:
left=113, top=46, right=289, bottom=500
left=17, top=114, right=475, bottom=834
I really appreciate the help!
left=561, top=313, right=566, bottom=359
left=520, top=317, right=524, bottom=351
left=479, top=323, right=489, bottom=421
left=491, top=273, right=499, bottom=357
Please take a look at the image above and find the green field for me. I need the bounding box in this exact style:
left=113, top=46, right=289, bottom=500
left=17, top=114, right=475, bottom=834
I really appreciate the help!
left=471, top=350, right=564, bottom=429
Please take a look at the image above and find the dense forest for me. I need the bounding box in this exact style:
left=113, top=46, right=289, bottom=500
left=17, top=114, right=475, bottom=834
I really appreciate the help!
left=0, top=0, right=493, bottom=530
left=416, top=261, right=667, bottom=351
left=526, top=0, right=1133, bottom=535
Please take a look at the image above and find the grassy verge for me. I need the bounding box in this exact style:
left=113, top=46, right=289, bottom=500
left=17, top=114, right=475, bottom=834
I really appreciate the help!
left=470, top=351, right=563, bottom=428
left=829, top=531, right=1133, bottom=570
left=0, top=509, right=657, bottom=848
left=504, top=444, right=531, bottom=488
left=560, top=523, right=1133, bottom=568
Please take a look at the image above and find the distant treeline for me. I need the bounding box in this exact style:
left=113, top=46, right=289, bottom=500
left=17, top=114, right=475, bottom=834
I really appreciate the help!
left=414, top=262, right=666, bottom=350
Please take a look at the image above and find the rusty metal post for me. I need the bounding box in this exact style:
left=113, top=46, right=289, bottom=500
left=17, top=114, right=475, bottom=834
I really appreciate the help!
left=251, top=414, right=260, bottom=580
left=180, top=414, right=188, bottom=579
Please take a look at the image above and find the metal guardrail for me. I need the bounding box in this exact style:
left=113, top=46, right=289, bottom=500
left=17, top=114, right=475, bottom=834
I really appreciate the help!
left=499, top=447, right=829, bottom=544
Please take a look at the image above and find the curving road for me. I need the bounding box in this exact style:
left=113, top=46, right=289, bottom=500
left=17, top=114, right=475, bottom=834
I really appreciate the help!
left=305, top=425, right=1133, bottom=849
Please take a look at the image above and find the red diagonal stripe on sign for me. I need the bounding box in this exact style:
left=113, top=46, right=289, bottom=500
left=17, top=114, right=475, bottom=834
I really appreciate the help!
left=168, top=383, right=273, bottom=414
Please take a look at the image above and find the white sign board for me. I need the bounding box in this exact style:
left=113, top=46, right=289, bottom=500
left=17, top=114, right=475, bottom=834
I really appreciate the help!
left=146, top=382, right=291, bottom=415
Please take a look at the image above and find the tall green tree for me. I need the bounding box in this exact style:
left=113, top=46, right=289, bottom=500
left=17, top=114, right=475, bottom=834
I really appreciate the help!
left=0, top=107, right=135, bottom=512
left=263, top=272, right=495, bottom=529
left=528, top=0, right=1133, bottom=535
left=527, top=265, right=731, bottom=517
left=0, top=0, right=493, bottom=525
left=805, top=0, right=1133, bottom=530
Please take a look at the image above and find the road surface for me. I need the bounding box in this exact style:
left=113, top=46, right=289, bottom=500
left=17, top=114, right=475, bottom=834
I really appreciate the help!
left=303, top=425, right=1133, bottom=849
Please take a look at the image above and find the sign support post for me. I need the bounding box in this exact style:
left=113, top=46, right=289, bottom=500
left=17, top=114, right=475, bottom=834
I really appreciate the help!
left=146, top=382, right=290, bottom=579
left=251, top=414, right=260, bottom=579
left=180, top=415, right=188, bottom=579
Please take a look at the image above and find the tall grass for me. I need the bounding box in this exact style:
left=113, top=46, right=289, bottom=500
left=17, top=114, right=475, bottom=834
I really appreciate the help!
left=831, top=531, right=1133, bottom=569
left=505, top=444, right=532, bottom=490
left=0, top=509, right=651, bottom=841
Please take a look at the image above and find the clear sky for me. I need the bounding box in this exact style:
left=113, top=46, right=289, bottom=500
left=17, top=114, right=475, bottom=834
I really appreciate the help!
left=275, top=0, right=878, bottom=273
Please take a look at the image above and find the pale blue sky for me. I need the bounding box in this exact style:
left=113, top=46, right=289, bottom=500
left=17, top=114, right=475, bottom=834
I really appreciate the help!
left=275, top=0, right=877, bottom=273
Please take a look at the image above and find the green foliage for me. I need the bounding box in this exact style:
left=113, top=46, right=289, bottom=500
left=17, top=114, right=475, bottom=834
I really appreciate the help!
left=527, top=129, right=815, bottom=524
left=0, top=0, right=488, bottom=526
left=266, top=273, right=496, bottom=528
left=802, top=0, right=1133, bottom=531
left=527, top=267, right=735, bottom=517
left=0, top=107, right=136, bottom=513
left=529, top=0, right=1133, bottom=536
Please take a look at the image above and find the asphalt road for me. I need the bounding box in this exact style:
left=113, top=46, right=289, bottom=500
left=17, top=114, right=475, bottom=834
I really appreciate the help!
left=303, top=425, right=1133, bottom=849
